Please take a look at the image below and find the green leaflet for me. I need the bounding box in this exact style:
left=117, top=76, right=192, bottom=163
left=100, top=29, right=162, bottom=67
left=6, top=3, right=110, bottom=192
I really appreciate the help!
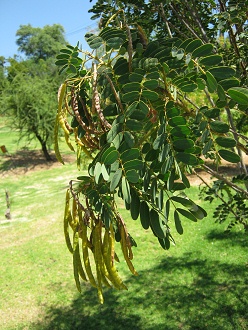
left=173, top=138, right=194, bottom=150
left=196, top=78, right=206, bottom=90
left=142, top=90, right=159, bottom=101
left=170, top=195, right=195, bottom=208
left=206, top=71, right=217, bottom=93
left=170, top=125, right=191, bottom=137
left=126, top=169, right=139, bottom=183
left=126, top=119, right=143, bottom=131
left=107, top=123, right=123, bottom=143
left=164, top=199, right=170, bottom=222
left=200, top=55, right=222, bottom=67
left=102, top=205, right=112, bottom=229
left=123, top=159, right=143, bottom=171
left=140, top=201, right=150, bottom=229
left=110, top=168, right=122, bottom=192
left=174, top=210, right=183, bottom=235
left=150, top=178, right=157, bottom=203
left=176, top=153, right=199, bottom=165
left=190, top=205, right=207, bottom=220
left=129, top=72, right=143, bottom=83
left=176, top=208, right=197, bottom=222
left=208, top=66, right=236, bottom=80
left=121, top=148, right=140, bottom=163
left=113, top=57, right=129, bottom=75
left=125, top=102, right=139, bottom=117
left=143, top=57, right=159, bottom=70
left=149, top=209, right=165, bottom=239
left=124, top=131, right=135, bottom=148
left=122, top=91, right=140, bottom=103
left=228, top=87, right=248, bottom=105
left=166, top=106, right=180, bottom=118
left=167, top=169, right=175, bottom=191
left=180, top=83, right=198, bottom=93
left=215, top=137, right=236, bottom=148
left=204, top=108, right=220, bottom=119
left=161, top=156, right=173, bottom=174
left=185, top=39, right=203, bottom=53
left=157, top=236, right=170, bottom=250
left=123, top=82, right=141, bottom=93
left=217, top=84, right=226, bottom=101
left=112, top=132, right=124, bottom=150
left=85, top=33, right=103, bottom=49
left=143, top=79, right=159, bottom=90
left=191, top=43, right=214, bottom=58
left=218, top=78, right=239, bottom=90
left=209, top=121, right=229, bottom=133
left=94, top=162, right=102, bottom=184
left=168, top=116, right=186, bottom=127
left=138, top=101, right=149, bottom=116
left=122, top=176, right=131, bottom=204
left=130, top=189, right=140, bottom=220
left=219, top=149, right=240, bottom=163
left=153, top=134, right=166, bottom=150
left=101, top=146, right=119, bottom=165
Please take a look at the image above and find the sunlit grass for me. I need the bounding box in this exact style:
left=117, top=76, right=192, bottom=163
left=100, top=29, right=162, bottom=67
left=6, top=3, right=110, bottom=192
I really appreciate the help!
left=0, top=121, right=247, bottom=330
left=0, top=160, right=247, bottom=329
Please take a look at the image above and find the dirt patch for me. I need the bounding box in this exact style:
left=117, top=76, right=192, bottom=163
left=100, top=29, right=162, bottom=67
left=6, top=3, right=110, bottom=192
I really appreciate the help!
left=0, top=150, right=74, bottom=178
left=189, top=154, right=248, bottom=186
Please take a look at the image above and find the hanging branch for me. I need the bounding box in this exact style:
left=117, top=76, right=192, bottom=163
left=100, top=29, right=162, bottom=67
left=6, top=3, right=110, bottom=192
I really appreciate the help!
left=202, top=164, right=248, bottom=198
left=192, top=170, right=241, bottom=219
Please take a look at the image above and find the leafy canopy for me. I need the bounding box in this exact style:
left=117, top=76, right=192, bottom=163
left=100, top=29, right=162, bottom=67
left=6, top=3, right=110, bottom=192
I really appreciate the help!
left=16, top=24, right=66, bottom=61
left=1, top=24, right=67, bottom=160
left=55, top=1, right=248, bottom=303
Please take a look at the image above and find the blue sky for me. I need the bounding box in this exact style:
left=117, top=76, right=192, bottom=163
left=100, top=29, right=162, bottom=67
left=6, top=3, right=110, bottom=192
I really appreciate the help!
left=0, top=0, right=98, bottom=58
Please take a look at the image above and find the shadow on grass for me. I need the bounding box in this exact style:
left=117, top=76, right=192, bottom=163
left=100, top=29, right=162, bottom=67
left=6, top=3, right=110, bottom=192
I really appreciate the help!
left=32, top=251, right=248, bottom=330
left=206, top=229, right=248, bottom=248
left=0, top=149, right=65, bottom=174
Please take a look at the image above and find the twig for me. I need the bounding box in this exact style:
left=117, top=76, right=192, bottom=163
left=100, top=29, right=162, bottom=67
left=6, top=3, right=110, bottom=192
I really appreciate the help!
left=192, top=170, right=240, bottom=219
left=202, top=164, right=248, bottom=198
left=168, top=3, right=202, bottom=40
left=159, top=3, right=172, bottom=38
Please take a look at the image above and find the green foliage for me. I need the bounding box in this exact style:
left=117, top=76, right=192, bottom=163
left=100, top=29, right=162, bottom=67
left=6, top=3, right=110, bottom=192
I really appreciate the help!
left=0, top=24, right=67, bottom=160
left=55, top=11, right=248, bottom=300
left=200, top=176, right=248, bottom=232
left=0, top=153, right=247, bottom=328
left=16, top=24, right=66, bottom=61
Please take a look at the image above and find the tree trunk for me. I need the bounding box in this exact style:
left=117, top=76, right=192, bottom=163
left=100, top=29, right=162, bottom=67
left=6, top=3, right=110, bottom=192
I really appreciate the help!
left=35, top=133, right=53, bottom=161
left=41, top=141, right=53, bottom=161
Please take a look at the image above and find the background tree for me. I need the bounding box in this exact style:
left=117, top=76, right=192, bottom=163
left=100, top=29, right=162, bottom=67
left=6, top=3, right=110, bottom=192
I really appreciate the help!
left=54, top=1, right=247, bottom=302
left=16, top=24, right=66, bottom=61
left=0, top=24, right=67, bottom=161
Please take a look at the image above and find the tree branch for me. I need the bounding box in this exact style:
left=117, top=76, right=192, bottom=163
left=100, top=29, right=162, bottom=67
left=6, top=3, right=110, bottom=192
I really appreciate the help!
left=159, top=3, right=172, bottom=38
left=202, top=164, right=248, bottom=198
left=168, top=3, right=202, bottom=40
left=184, top=0, right=209, bottom=43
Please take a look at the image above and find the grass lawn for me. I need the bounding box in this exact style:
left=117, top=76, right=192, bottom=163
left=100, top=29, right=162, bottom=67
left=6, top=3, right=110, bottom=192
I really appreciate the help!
left=0, top=122, right=247, bottom=330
